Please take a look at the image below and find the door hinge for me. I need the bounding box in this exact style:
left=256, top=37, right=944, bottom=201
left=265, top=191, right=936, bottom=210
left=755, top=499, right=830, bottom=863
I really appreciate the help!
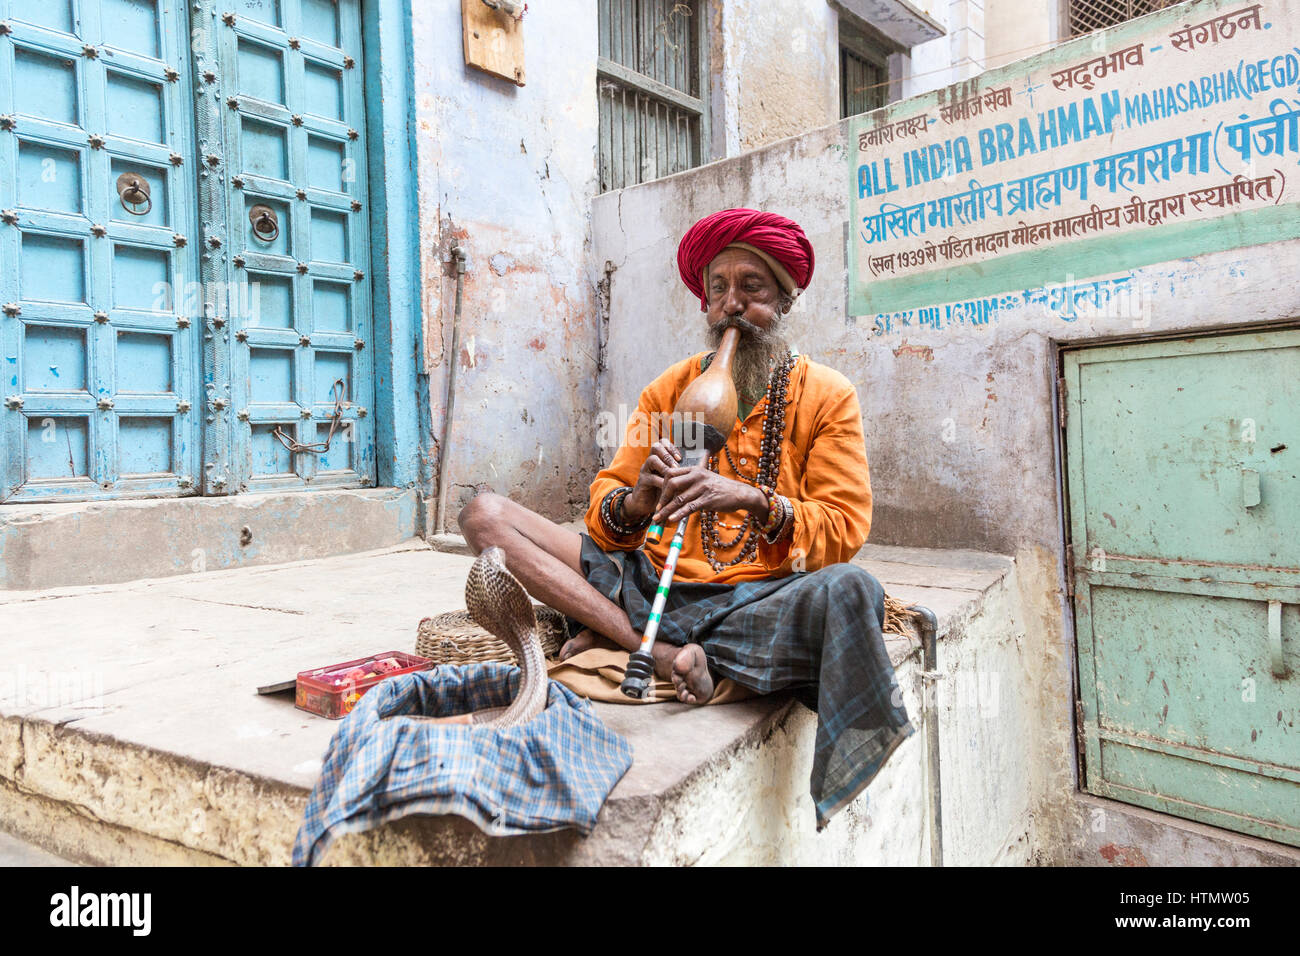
left=1056, top=376, right=1068, bottom=430
left=1074, top=697, right=1088, bottom=773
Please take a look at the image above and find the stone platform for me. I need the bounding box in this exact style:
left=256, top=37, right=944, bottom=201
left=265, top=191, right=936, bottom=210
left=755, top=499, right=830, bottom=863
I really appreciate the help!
left=0, top=537, right=1014, bottom=865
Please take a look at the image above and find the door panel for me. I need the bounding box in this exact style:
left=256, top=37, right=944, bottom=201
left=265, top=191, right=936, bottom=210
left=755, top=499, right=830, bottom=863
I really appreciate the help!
left=203, top=0, right=374, bottom=494
left=0, top=0, right=201, bottom=501
left=2, top=0, right=373, bottom=503
left=1098, top=739, right=1300, bottom=840
left=1066, top=329, right=1300, bottom=847
left=1074, top=342, right=1299, bottom=569
left=1090, top=587, right=1299, bottom=768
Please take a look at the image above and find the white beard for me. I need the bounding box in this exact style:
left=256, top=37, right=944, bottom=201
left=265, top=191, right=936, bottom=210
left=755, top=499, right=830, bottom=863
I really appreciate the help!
left=707, top=314, right=789, bottom=403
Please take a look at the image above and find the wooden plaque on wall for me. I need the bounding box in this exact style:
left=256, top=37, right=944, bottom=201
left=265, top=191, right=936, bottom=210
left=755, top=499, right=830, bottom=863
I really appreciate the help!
left=461, top=0, right=526, bottom=86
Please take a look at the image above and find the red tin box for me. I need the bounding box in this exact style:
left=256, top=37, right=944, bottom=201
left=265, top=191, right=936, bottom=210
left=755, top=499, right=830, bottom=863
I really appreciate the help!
left=295, top=651, right=434, bottom=719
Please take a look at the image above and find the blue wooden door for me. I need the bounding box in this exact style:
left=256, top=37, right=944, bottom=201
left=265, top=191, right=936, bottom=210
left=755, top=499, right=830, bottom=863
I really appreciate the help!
left=0, top=0, right=375, bottom=502
left=0, top=0, right=202, bottom=501
left=196, top=0, right=375, bottom=494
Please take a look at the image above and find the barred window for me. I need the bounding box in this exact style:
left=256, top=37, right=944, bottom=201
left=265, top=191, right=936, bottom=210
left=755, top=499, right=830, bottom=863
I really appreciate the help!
left=598, top=0, right=707, bottom=193
left=840, top=46, right=888, bottom=118
left=1068, top=0, right=1182, bottom=37
left=839, top=20, right=891, bottom=119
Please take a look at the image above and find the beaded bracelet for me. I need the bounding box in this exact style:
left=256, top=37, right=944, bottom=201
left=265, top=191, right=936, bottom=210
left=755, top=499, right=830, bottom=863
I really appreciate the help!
left=758, top=484, right=782, bottom=534
left=601, top=488, right=632, bottom=536
left=763, top=494, right=794, bottom=545
left=600, top=486, right=650, bottom=537
left=616, top=489, right=653, bottom=532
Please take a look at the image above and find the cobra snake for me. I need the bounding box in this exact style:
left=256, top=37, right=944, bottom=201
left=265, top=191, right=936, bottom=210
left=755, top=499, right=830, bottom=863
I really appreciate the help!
left=392, top=546, right=549, bottom=727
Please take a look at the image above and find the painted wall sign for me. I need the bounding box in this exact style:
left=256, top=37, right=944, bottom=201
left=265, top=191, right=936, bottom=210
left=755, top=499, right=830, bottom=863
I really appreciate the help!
left=848, top=0, right=1300, bottom=316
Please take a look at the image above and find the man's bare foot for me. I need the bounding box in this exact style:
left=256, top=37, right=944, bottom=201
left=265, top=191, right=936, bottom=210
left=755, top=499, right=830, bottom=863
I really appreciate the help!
left=559, top=627, right=602, bottom=661
left=648, top=642, right=713, bottom=703
left=670, top=644, right=714, bottom=704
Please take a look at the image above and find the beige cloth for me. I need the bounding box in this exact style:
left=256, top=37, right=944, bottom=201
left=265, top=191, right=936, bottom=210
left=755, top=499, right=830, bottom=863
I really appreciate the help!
left=545, top=635, right=754, bottom=705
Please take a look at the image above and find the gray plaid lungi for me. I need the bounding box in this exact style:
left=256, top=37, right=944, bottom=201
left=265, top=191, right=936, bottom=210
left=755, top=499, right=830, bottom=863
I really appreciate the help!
left=568, top=533, right=915, bottom=829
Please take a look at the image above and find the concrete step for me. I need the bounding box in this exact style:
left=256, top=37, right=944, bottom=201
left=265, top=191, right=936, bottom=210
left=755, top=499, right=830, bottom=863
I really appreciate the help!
left=0, top=540, right=1016, bottom=865
left=0, top=487, right=421, bottom=591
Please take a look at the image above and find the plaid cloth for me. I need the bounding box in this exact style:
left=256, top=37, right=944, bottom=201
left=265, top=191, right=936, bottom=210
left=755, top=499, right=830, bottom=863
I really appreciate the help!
left=566, top=533, right=913, bottom=830
left=292, top=663, right=633, bottom=866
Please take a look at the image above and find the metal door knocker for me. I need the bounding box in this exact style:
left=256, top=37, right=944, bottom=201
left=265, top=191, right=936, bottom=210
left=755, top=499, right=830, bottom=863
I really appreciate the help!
left=249, top=204, right=279, bottom=243
left=115, top=172, right=152, bottom=216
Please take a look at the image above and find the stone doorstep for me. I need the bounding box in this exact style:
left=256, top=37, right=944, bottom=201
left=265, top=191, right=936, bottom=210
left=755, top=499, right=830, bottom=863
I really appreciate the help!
left=0, top=540, right=1011, bottom=866
left=1065, top=793, right=1300, bottom=868
left=0, top=486, right=421, bottom=592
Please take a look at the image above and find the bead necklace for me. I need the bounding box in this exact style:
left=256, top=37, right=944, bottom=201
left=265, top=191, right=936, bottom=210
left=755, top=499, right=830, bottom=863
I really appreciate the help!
left=699, top=350, right=794, bottom=572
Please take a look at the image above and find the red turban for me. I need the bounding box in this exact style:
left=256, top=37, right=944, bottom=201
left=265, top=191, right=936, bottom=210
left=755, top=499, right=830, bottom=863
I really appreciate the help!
left=676, top=208, right=815, bottom=311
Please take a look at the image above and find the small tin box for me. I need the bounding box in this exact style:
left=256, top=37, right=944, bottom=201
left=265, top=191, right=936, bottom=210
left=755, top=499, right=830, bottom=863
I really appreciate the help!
left=295, top=651, right=434, bottom=719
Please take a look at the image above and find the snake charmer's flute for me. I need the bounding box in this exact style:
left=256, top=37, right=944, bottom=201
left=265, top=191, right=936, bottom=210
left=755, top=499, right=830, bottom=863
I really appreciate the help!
left=620, top=327, right=740, bottom=699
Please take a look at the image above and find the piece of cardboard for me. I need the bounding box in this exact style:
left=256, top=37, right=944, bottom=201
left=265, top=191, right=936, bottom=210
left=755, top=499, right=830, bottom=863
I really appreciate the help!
left=461, top=0, right=526, bottom=86
left=256, top=678, right=296, bottom=696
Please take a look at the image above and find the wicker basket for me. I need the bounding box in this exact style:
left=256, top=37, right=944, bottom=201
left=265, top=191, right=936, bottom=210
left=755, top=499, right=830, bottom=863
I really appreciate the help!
left=415, top=606, right=567, bottom=665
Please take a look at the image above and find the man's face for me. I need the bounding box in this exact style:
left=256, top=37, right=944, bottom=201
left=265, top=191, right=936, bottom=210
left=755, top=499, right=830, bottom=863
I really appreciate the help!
left=704, top=247, right=789, bottom=335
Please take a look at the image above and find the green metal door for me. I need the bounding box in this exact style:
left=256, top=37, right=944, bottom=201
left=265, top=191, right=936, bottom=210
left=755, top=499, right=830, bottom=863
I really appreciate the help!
left=1064, top=329, right=1300, bottom=847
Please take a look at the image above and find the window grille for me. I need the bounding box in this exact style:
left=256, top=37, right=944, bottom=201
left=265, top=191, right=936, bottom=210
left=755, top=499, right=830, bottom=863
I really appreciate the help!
left=1068, top=0, right=1182, bottom=37
left=840, top=45, right=888, bottom=118
left=598, top=0, right=705, bottom=192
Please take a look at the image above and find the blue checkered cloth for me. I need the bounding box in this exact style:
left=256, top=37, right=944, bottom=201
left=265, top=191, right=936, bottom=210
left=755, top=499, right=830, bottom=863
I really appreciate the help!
left=292, top=663, right=634, bottom=866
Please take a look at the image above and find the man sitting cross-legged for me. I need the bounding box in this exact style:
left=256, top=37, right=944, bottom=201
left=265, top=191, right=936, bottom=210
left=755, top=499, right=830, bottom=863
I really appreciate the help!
left=459, top=208, right=913, bottom=828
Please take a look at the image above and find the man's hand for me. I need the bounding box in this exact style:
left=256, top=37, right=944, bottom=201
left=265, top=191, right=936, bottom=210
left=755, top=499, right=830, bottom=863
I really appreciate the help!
left=653, top=465, right=768, bottom=525
left=622, top=439, right=682, bottom=524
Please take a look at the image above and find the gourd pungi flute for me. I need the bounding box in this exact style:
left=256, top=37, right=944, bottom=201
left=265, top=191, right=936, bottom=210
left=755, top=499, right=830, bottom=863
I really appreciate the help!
left=620, top=327, right=741, bottom=699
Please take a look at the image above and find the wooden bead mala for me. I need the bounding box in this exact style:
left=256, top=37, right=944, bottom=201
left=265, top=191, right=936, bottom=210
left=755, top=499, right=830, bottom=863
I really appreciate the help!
left=700, top=349, right=795, bottom=572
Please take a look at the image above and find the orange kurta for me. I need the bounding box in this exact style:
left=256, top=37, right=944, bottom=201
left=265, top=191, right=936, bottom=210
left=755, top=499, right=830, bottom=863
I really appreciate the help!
left=584, top=351, right=872, bottom=584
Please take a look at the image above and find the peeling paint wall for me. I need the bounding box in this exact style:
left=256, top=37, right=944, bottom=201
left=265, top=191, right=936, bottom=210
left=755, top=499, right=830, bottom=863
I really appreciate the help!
left=901, top=0, right=988, bottom=96
left=411, top=3, right=603, bottom=532
left=712, top=0, right=989, bottom=152
left=714, top=0, right=840, bottom=152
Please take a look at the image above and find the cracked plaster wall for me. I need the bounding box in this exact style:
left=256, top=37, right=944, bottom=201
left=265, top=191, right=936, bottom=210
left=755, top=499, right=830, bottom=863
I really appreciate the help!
left=713, top=0, right=841, bottom=153
left=412, top=3, right=604, bottom=532
left=0, top=715, right=302, bottom=866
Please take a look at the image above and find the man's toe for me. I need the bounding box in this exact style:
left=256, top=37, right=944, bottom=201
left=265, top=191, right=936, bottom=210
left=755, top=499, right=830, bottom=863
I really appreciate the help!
left=559, top=628, right=600, bottom=660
